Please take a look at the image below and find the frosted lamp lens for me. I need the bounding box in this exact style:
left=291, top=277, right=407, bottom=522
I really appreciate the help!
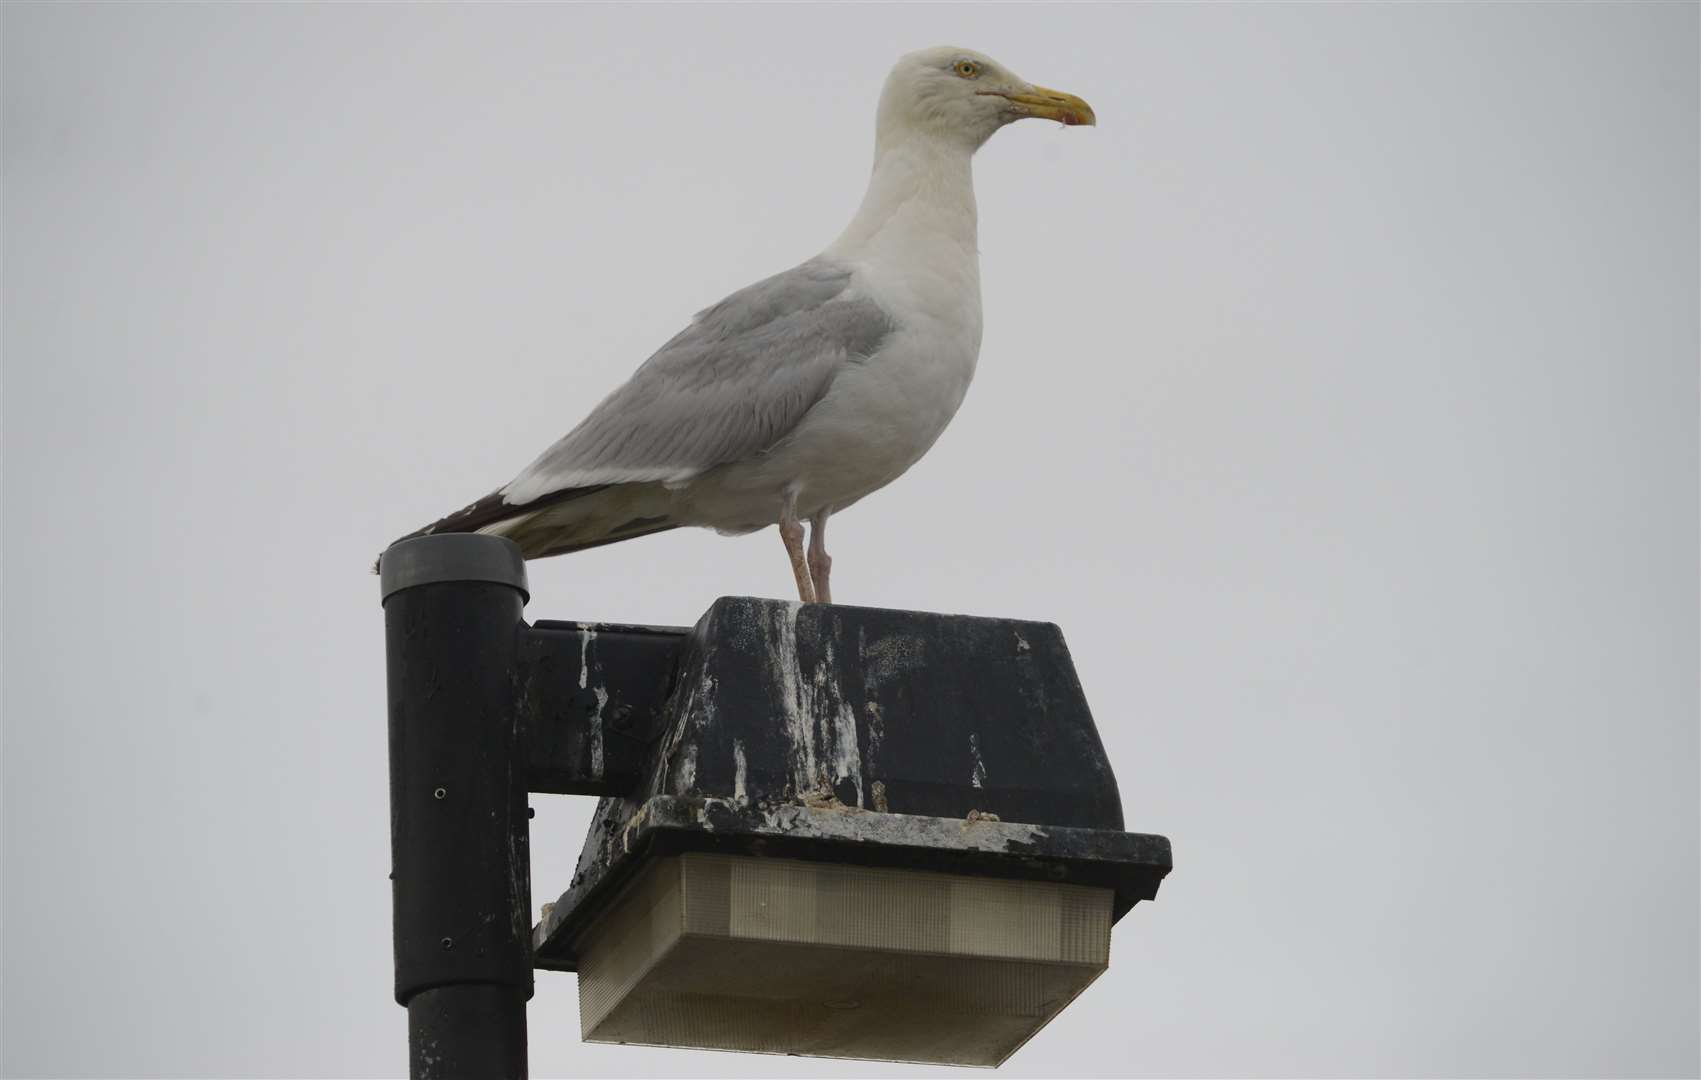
left=575, top=854, right=1113, bottom=1067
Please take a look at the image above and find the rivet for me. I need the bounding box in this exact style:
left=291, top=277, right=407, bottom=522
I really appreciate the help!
left=441, top=937, right=454, bottom=950
left=433, top=787, right=447, bottom=800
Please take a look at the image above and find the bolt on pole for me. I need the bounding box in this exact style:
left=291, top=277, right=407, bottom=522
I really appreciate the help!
left=380, top=536, right=534, bottom=1080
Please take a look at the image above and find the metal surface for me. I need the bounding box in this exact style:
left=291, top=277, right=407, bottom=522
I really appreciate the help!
left=383, top=537, right=534, bottom=1080
left=518, top=620, right=684, bottom=795
left=380, top=532, right=530, bottom=604
left=644, top=597, right=1124, bottom=826
left=408, top=985, right=527, bottom=1080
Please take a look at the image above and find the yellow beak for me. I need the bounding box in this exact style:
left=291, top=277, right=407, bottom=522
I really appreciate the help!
left=994, top=84, right=1096, bottom=126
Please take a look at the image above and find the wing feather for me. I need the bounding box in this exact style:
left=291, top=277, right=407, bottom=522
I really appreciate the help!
left=501, top=258, right=893, bottom=504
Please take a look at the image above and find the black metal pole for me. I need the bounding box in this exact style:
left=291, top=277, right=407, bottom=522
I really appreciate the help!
left=380, top=535, right=533, bottom=1080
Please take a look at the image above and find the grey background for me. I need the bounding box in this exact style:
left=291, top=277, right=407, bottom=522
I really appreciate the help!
left=4, top=3, right=1696, bottom=1077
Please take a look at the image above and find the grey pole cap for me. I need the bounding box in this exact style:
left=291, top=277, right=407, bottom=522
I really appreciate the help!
left=379, top=534, right=530, bottom=605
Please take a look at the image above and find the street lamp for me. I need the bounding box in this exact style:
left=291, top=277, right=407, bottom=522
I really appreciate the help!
left=380, top=534, right=1172, bottom=1077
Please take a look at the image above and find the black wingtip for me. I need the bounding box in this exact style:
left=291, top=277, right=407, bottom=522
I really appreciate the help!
left=374, top=483, right=617, bottom=571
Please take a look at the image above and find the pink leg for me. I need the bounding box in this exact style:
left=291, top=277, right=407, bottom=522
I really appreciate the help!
left=807, top=510, right=833, bottom=604
left=779, top=503, right=816, bottom=603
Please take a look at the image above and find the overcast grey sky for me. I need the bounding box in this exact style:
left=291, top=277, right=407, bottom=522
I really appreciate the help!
left=4, top=3, right=1697, bottom=1077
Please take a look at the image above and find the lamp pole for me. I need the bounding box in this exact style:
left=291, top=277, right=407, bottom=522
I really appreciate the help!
left=380, top=536, right=534, bottom=1080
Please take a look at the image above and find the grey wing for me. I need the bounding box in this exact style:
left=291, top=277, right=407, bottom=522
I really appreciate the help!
left=501, top=258, right=893, bottom=505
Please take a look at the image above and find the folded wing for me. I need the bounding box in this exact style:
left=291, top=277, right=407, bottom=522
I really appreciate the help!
left=384, top=258, right=894, bottom=558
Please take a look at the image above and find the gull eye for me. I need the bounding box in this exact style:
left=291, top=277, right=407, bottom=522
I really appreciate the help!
left=954, top=60, right=981, bottom=79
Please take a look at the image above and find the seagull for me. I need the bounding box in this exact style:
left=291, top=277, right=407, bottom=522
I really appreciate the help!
left=383, top=47, right=1094, bottom=603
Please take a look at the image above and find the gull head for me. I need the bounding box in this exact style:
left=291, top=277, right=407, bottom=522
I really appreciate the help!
left=877, top=46, right=1095, bottom=151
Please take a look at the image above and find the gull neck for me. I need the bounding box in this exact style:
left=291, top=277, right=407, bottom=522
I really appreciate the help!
left=828, top=129, right=979, bottom=262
